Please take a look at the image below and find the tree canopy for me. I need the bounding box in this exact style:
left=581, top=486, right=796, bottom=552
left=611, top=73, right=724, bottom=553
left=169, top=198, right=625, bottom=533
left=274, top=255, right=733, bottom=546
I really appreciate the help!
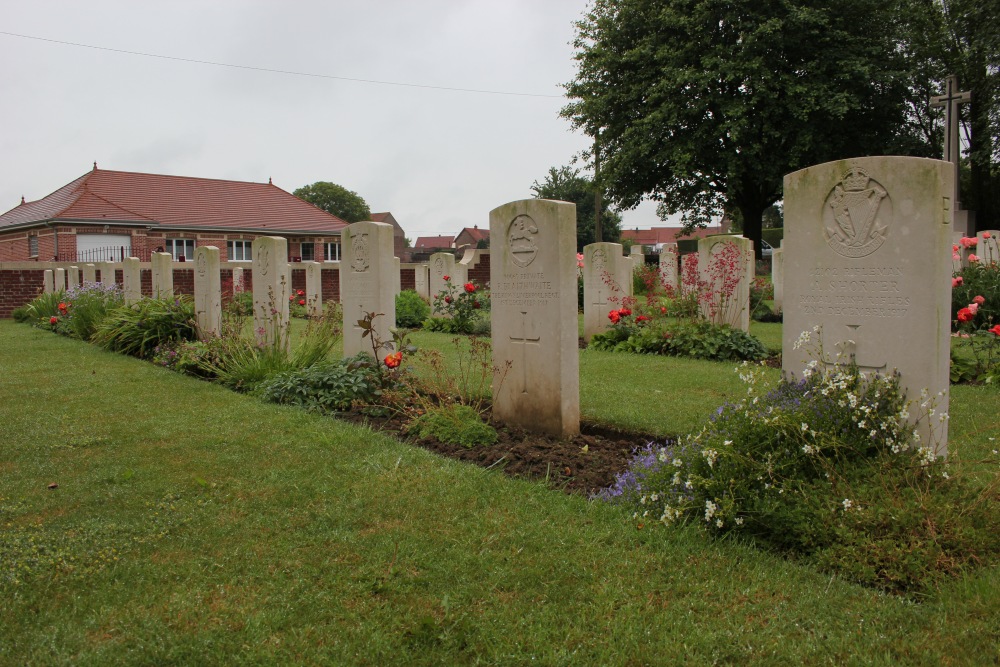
left=530, top=165, right=622, bottom=252
left=563, top=0, right=924, bottom=257
left=293, top=182, right=371, bottom=223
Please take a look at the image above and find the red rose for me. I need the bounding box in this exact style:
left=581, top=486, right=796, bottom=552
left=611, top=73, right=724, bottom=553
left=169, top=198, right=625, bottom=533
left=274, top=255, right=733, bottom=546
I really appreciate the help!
left=464, top=282, right=476, bottom=293
left=444, top=296, right=452, bottom=304
left=49, top=316, right=58, bottom=325
left=58, top=302, right=68, bottom=313
left=619, top=307, right=632, bottom=317
left=660, top=306, right=667, bottom=314
left=296, top=289, right=305, bottom=296
left=443, top=275, right=450, bottom=281
left=636, top=315, right=650, bottom=322
left=473, top=301, right=481, bottom=309
left=608, top=310, right=621, bottom=324
left=990, top=325, right=1000, bottom=336
left=298, top=299, right=306, bottom=306
left=957, top=307, right=974, bottom=323
left=384, top=351, right=403, bottom=368
left=952, top=277, right=964, bottom=287
left=289, top=296, right=294, bottom=301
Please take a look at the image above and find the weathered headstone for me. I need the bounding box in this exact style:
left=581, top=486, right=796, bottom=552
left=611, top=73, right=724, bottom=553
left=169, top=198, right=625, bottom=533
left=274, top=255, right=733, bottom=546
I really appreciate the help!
left=194, top=246, right=222, bottom=337
left=783, top=156, right=952, bottom=454
left=82, top=263, right=96, bottom=285
left=150, top=252, right=174, bottom=297
left=122, top=257, right=142, bottom=304
left=697, top=234, right=754, bottom=331
left=771, top=246, right=785, bottom=314
left=54, top=268, right=66, bottom=292
left=659, top=243, right=679, bottom=293
left=630, top=245, right=645, bottom=273
left=413, top=263, right=430, bottom=300
left=98, top=261, right=116, bottom=287
left=43, top=269, right=55, bottom=293
left=490, top=199, right=579, bottom=437
left=341, top=221, right=396, bottom=358
left=252, top=237, right=290, bottom=348
left=231, top=266, right=245, bottom=293
left=583, top=242, right=632, bottom=343
left=304, top=261, right=323, bottom=318
left=429, top=252, right=459, bottom=315
left=68, top=265, right=80, bottom=290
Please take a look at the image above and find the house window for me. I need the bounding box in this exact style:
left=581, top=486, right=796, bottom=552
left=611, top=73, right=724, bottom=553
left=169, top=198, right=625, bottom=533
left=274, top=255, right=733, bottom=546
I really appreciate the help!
left=300, top=242, right=315, bottom=262
left=28, top=235, right=39, bottom=257
left=323, top=242, right=341, bottom=262
left=165, top=238, right=195, bottom=261
left=227, top=240, right=253, bottom=262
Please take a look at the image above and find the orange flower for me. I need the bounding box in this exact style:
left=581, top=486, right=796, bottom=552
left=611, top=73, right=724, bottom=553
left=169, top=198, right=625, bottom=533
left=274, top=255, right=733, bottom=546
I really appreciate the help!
left=384, top=351, right=403, bottom=369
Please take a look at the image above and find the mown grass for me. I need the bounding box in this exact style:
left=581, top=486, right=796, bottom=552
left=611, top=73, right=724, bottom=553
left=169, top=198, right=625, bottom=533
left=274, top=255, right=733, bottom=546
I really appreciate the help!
left=2, top=320, right=999, bottom=665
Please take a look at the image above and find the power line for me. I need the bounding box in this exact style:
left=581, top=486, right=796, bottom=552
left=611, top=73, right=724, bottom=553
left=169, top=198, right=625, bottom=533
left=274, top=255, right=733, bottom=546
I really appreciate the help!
left=0, top=30, right=564, bottom=99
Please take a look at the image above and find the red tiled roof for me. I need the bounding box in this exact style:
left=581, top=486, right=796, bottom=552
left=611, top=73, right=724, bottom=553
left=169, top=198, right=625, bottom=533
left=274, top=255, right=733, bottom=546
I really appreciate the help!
left=0, top=168, right=349, bottom=234
left=456, top=226, right=489, bottom=242
left=414, top=235, right=454, bottom=249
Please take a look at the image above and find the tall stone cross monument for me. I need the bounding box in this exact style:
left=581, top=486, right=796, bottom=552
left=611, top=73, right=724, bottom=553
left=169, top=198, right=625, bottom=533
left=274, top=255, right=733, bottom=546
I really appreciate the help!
left=930, top=74, right=972, bottom=234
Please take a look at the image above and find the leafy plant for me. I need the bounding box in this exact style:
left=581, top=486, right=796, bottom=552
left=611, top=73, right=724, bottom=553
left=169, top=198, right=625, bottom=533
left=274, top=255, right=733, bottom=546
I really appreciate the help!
left=407, top=404, right=498, bottom=447
left=428, top=277, right=489, bottom=334
left=396, top=290, right=431, bottom=328
left=257, top=354, right=383, bottom=413
left=590, top=319, right=767, bottom=362
left=60, top=282, right=125, bottom=341
left=91, top=296, right=198, bottom=358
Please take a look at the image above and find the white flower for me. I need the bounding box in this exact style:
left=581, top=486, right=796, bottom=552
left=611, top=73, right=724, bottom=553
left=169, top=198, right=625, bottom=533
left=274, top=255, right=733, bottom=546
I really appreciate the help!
left=842, top=498, right=853, bottom=511
left=735, top=517, right=744, bottom=526
left=673, top=458, right=683, bottom=468
left=704, top=500, right=718, bottom=522
left=716, top=519, right=724, bottom=528
left=802, top=444, right=817, bottom=455
left=801, top=422, right=809, bottom=432
left=702, top=448, right=719, bottom=468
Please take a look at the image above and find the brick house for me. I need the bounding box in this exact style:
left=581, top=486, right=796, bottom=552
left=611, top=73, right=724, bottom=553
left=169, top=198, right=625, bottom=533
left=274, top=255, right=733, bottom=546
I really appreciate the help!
left=454, top=225, right=489, bottom=250
left=620, top=224, right=730, bottom=253
left=0, top=166, right=349, bottom=264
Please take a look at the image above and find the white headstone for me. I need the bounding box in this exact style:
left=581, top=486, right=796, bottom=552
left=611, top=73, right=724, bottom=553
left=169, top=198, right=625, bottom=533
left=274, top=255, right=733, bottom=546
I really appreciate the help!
left=68, top=266, right=80, bottom=290
left=54, top=268, right=66, bottom=293
left=771, top=247, right=785, bottom=314
left=697, top=234, right=754, bottom=331
left=82, top=263, right=96, bottom=285
left=231, top=266, right=245, bottom=293
left=630, top=245, right=645, bottom=273
left=194, top=246, right=222, bottom=337
left=490, top=199, right=579, bottom=437
left=43, top=269, right=55, bottom=293
left=429, top=252, right=459, bottom=316
left=122, top=257, right=142, bottom=305
left=341, top=221, right=396, bottom=358
left=304, top=261, right=323, bottom=317
left=659, top=243, right=679, bottom=293
left=150, top=252, right=174, bottom=298
left=583, top=242, right=633, bottom=343
left=252, top=237, right=290, bottom=349
left=413, top=264, right=430, bottom=300
left=98, top=261, right=116, bottom=287
left=782, top=156, right=952, bottom=454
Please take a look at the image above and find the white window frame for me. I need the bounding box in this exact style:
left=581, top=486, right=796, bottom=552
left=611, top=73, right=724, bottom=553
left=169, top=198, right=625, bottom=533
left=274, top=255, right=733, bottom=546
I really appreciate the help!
left=227, top=240, right=253, bottom=262
left=28, top=234, right=39, bottom=258
left=165, top=238, right=195, bottom=261
left=324, top=241, right=341, bottom=262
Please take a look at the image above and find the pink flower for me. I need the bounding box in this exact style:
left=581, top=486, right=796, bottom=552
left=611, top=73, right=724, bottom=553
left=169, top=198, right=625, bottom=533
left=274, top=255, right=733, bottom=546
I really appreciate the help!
left=953, top=253, right=962, bottom=261
left=953, top=244, right=960, bottom=252
left=969, top=253, right=980, bottom=263
left=960, top=236, right=978, bottom=248
left=973, top=295, right=986, bottom=305
left=985, top=232, right=993, bottom=239
left=968, top=302, right=979, bottom=315
left=952, top=277, right=964, bottom=287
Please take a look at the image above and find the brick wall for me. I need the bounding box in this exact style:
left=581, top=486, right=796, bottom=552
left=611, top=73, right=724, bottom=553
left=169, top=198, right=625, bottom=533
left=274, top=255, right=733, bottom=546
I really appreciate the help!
left=0, top=268, right=45, bottom=317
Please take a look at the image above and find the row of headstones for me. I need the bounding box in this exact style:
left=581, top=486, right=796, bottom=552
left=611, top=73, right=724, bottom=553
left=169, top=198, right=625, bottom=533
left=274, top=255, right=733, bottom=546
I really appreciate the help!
left=42, top=255, right=178, bottom=302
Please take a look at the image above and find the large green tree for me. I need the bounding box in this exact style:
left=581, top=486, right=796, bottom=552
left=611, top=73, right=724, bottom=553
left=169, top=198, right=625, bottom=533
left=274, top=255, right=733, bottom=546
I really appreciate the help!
left=563, top=0, right=921, bottom=258
left=900, top=0, right=1000, bottom=229
left=293, top=182, right=371, bottom=223
left=530, top=165, right=622, bottom=251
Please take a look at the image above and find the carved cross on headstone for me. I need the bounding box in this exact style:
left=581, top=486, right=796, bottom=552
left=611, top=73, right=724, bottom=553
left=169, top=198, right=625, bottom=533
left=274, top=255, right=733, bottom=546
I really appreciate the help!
left=509, top=310, right=540, bottom=394
left=930, top=75, right=972, bottom=211
left=820, top=324, right=887, bottom=374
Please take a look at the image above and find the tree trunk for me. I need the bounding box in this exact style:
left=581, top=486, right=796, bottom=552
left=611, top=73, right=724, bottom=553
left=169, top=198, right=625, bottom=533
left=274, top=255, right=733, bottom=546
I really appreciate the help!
left=737, top=201, right=768, bottom=261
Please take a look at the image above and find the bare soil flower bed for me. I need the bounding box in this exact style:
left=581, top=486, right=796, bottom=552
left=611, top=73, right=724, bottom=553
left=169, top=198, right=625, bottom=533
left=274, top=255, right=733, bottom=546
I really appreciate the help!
left=338, top=411, right=665, bottom=495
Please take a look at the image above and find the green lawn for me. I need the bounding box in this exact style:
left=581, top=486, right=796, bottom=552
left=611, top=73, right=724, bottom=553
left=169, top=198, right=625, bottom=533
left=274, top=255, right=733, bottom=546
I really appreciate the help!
left=1, top=320, right=999, bottom=665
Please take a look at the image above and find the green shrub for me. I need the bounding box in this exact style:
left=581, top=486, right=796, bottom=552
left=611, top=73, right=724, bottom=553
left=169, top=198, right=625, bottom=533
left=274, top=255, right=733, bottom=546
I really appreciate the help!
left=407, top=404, right=498, bottom=447
left=590, top=319, right=767, bottom=362
left=952, top=260, right=1000, bottom=326
left=17, top=290, right=65, bottom=325
left=429, top=277, right=489, bottom=334
left=92, top=297, right=198, bottom=359
left=257, top=354, right=382, bottom=412
left=396, top=290, right=431, bottom=328
left=422, top=314, right=490, bottom=335
left=152, top=340, right=226, bottom=379
left=599, top=353, right=1000, bottom=595
left=61, top=283, right=124, bottom=340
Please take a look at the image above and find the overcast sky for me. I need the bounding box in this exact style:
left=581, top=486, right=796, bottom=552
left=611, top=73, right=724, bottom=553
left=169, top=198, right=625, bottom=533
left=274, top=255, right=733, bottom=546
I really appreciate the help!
left=0, top=0, right=669, bottom=240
